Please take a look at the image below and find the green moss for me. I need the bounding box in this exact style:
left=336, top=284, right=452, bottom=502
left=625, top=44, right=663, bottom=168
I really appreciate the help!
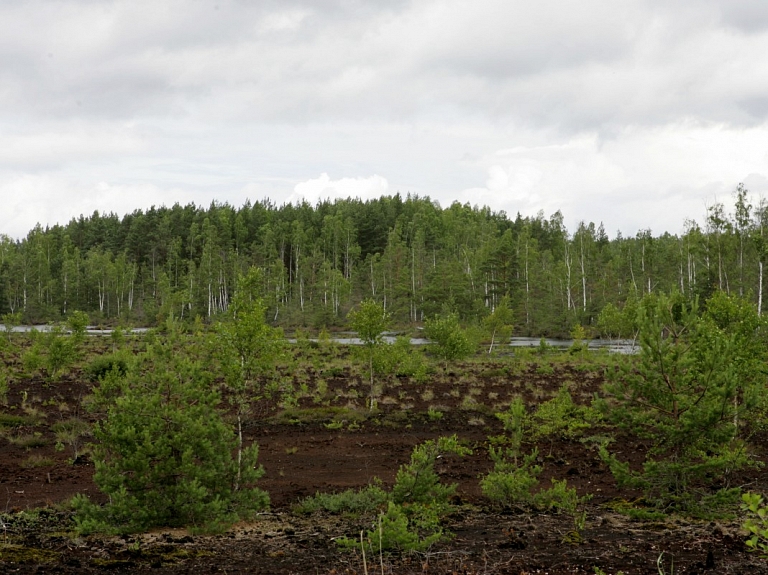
left=0, top=544, right=60, bottom=564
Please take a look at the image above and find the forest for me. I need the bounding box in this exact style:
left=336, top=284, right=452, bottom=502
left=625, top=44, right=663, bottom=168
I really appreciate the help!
left=1, top=183, right=765, bottom=335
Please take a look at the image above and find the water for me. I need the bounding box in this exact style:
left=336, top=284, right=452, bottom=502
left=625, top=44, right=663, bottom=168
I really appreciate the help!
left=509, top=337, right=638, bottom=354
left=2, top=325, right=637, bottom=353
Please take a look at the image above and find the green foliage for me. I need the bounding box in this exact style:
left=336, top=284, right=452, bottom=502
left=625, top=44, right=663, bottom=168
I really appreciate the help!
left=481, top=448, right=582, bottom=512
left=65, top=310, right=89, bottom=346
left=742, top=492, right=768, bottom=556
left=372, top=336, right=428, bottom=381
left=569, top=324, right=588, bottom=354
left=41, top=326, right=77, bottom=379
left=338, top=501, right=444, bottom=553
left=391, top=435, right=472, bottom=507
left=481, top=449, right=542, bottom=506
left=85, top=353, right=130, bottom=382
left=424, top=313, right=474, bottom=368
left=596, top=295, right=640, bottom=340
left=349, top=298, right=390, bottom=347
left=484, top=296, right=514, bottom=354
left=426, top=407, right=443, bottom=421
left=1, top=311, right=21, bottom=343
left=599, top=291, right=757, bottom=511
left=531, top=385, right=600, bottom=442
left=74, top=327, right=269, bottom=534
left=110, top=326, right=125, bottom=351
left=495, top=397, right=528, bottom=461
left=349, top=298, right=390, bottom=408
left=295, top=482, right=388, bottom=515
left=217, top=268, right=285, bottom=396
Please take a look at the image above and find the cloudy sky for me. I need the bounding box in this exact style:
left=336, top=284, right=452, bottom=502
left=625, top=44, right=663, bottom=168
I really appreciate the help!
left=2, top=0, right=768, bottom=240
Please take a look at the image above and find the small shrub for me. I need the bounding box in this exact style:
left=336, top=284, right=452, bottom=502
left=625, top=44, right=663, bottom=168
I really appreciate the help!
left=531, top=385, right=600, bottom=442
left=426, top=407, right=443, bottom=421
left=295, top=482, right=388, bottom=515
left=85, top=354, right=130, bottom=382
left=391, top=435, right=471, bottom=507
left=338, top=501, right=445, bottom=553
left=52, top=417, right=92, bottom=463
left=481, top=449, right=542, bottom=506
left=742, top=492, right=768, bottom=556
left=21, top=454, right=55, bottom=468
left=535, top=363, right=555, bottom=375
left=424, top=314, right=474, bottom=368
left=9, top=433, right=47, bottom=449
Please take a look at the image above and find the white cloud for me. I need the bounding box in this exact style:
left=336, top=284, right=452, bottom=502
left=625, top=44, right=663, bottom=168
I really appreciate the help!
left=289, top=173, right=389, bottom=206
left=460, top=122, right=768, bottom=235
left=0, top=176, right=201, bottom=239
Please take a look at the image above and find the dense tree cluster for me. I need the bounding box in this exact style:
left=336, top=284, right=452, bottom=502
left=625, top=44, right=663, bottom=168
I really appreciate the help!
left=1, top=187, right=766, bottom=334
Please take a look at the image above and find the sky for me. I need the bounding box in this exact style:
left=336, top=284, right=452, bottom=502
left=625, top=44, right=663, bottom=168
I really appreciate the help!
left=2, top=0, right=768, bottom=240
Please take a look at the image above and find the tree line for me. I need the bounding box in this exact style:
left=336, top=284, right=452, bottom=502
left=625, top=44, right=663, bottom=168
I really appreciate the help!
left=1, top=185, right=766, bottom=335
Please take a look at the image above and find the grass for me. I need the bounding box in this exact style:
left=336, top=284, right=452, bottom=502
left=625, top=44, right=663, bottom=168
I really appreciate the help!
left=21, top=454, right=55, bottom=468
left=0, top=413, right=38, bottom=429
left=8, top=433, right=47, bottom=449
left=294, top=483, right=389, bottom=515
left=270, top=406, right=369, bottom=426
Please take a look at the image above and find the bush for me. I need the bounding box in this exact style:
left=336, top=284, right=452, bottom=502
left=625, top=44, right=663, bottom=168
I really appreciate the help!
left=74, top=330, right=269, bottom=534
left=531, top=385, right=600, bottom=442
left=332, top=436, right=470, bottom=555
left=85, top=353, right=130, bottom=382
left=338, top=501, right=444, bottom=553
left=742, top=492, right=768, bottom=556
left=599, top=292, right=756, bottom=512
left=424, top=313, right=474, bottom=368
left=295, top=482, right=388, bottom=515
left=391, top=435, right=471, bottom=507
left=481, top=449, right=542, bottom=506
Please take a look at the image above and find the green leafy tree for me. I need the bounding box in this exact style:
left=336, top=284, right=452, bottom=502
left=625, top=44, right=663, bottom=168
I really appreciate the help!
left=40, top=326, right=76, bottom=380
left=75, top=323, right=268, bottom=534
left=484, top=295, right=514, bottom=354
left=424, top=313, right=474, bottom=369
left=348, top=298, right=390, bottom=409
left=65, top=310, right=90, bottom=346
left=391, top=435, right=471, bottom=507
left=599, top=292, right=752, bottom=511
left=216, top=267, right=284, bottom=489
left=1, top=311, right=21, bottom=344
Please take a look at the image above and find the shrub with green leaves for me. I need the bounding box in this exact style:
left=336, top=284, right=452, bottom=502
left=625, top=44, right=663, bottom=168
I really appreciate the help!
left=481, top=449, right=542, bottom=506
left=372, top=336, right=429, bottom=381
left=424, top=313, right=474, bottom=368
left=338, top=501, right=444, bottom=553
left=85, top=353, right=130, bottom=382
left=598, top=292, right=756, bottom=512
left=531, top=385, right=600, bottom=444
left=481, top=448, right=582, bottom=512
left=742, top=492, right=768, bottom=556
left=295, top=482, right=389, bottom=515
left=391, top=434, right=472, bottom=507
left=318, top=436, right=471, bottom=555
left=74, top=326, right=269, bottom=534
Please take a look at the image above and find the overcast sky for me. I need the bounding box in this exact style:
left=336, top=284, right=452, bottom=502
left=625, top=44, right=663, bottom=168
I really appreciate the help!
left=2, top=0, right=768, bottom=240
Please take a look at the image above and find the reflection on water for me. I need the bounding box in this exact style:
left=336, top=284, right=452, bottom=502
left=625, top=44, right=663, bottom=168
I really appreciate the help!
left=2, top=326, right=638, bottom=354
